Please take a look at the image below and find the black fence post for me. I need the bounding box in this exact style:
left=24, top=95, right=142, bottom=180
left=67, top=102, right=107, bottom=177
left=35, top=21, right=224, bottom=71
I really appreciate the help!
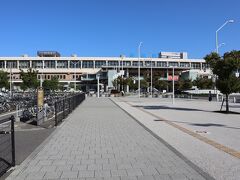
left=70, top=97, right=72, bottom=113
left=55, top=101, right=57, bottom=126
left=53, top=93, right=85, bottom=127
left=73, top=95, right=75, bottom=110
left=63, top=98, right=65, bottom=119
left=68, top=98, right=71, bottom=114
left=10, top=115, right=15, bottom=166
left=61, top=99, right=63, bottom=122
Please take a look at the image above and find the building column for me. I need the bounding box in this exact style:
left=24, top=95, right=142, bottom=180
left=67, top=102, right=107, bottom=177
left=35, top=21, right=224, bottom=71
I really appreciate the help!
left=166, top=69, right=169, bottom=80
left=93, top=61, right=95, bottom=69
left=55, top=60, right=57, bottom=69
left=4, top=60, right=6, bottom=69
left=30, top=60, right=32, bottom=68
left=17, top=60, right=19, bottom=69
left=42, top=60, right=45, bottom=69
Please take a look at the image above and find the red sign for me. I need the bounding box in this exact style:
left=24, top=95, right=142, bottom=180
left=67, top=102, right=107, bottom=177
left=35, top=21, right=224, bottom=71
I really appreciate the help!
left=168, top=76, right=179, bottom=81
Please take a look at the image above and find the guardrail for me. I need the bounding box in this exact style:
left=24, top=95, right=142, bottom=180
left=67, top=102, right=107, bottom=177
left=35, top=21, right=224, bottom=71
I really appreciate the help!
left=0, top=116, right=15, bottom=177
left=55, top=93, right=85, bottom=126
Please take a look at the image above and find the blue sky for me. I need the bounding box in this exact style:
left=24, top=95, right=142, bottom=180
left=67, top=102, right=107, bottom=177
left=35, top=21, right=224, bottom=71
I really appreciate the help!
left=0, top=0, right=239, bottom=58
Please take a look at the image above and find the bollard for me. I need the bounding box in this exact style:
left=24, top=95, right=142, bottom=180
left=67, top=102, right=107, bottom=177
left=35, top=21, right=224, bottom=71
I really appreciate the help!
left=15, top=105, right=20, bottom=122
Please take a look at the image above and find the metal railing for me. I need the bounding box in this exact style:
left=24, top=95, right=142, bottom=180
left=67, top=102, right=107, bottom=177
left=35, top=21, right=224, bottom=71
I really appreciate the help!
left=55, top=93, right=85, bottom=126
left=0, top=116, right=15, bottom=177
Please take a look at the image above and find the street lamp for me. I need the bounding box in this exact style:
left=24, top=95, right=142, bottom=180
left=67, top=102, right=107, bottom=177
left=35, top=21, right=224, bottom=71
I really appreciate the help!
left=170, top=66, right=175, bottom=104
left=40, top=72, right=43, bottom=88
left=138, top=42, right=143, bottom=98
left=216, top=19, right=234, bottom=54
left=96, top=74, right=100, bottom=98
left=70, top=61, right=80, bottom=91
left=9, top=62, right=12, bottom=97
left=214, top=43, right=225, bottom=52
left=120, top=55, right=124, bottom=92
left=150, top=56, right=153, bottom=98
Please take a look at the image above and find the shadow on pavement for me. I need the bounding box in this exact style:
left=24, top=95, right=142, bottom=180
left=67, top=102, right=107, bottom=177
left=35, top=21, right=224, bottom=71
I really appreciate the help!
left=213, top=110, right=240, bottom=115
left=135, top=105, right=240, bottom=114
left=134, top=105, right=206, bottom=112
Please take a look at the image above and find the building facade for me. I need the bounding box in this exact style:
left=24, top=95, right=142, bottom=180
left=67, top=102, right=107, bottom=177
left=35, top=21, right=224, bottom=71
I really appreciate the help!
left=0, top=51, right=210, bottom=92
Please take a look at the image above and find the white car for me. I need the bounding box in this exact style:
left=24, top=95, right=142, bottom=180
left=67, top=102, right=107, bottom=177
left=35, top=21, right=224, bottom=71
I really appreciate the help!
left=88, top=89, right=96, bottom=95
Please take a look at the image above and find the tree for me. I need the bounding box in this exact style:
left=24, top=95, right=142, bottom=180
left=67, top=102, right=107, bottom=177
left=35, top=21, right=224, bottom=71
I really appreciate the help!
left=178, top=79, right=193, bottom=91
left=112, top=77, right=120, bottom=90
left=193, top=77, right=213, bottom=89
left=20, top=68, right=39, bottom=90
left=151, top=72, right=168, bottom=91
left=43, top=76, right=59, bottom=91
left=140, top=79, right=148, bottom=89
left=205, top=50, right=240, bottom=112
left=127, top=77, right=138, bottom=91
left=0, top=70, right=9, bottom=89
left=156, top=80, right=168, bottom=91
left=49, top=76, right=59, bottom=91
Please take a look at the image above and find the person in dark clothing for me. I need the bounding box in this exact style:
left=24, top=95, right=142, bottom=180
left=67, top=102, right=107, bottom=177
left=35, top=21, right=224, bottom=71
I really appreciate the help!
left=209, top=91, right=212, bottom=102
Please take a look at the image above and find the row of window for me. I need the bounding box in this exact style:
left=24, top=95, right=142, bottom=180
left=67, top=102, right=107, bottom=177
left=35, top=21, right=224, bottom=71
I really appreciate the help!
left=37, top=74, right=67, bottom=80
left=0, top=60, right=208, bottom=69
left=37, top=74, right=83, bottom=80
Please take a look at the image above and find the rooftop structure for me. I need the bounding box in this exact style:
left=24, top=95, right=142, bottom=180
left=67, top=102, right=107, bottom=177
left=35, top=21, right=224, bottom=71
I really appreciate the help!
left=37, top=51, right=61, bottom=57
left=159, top=52, right=188, bottom=59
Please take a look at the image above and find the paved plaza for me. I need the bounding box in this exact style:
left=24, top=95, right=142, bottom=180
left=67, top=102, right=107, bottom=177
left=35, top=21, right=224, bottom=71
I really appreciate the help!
left=112, top=97, right=240, bottom=180
left=6, top=98, right=213, bottom=180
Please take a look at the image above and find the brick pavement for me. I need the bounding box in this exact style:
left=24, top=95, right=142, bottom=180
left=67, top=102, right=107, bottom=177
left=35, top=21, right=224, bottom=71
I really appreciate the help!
left=7, top=98, right=212, bottom=180
left=111, top=97, right=240, bottom=180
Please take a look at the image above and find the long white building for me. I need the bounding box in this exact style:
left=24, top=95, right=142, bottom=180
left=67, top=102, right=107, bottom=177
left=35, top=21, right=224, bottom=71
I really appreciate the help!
left=0, top=51, right=210, bottom=91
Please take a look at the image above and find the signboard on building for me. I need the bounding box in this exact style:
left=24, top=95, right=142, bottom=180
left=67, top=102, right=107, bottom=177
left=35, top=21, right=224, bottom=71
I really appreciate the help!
left=168, top=76, right=179, bottom=81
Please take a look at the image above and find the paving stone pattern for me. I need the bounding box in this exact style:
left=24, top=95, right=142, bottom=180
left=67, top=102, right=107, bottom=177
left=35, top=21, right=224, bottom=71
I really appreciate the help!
left=7, top=98, right=209, bottom=180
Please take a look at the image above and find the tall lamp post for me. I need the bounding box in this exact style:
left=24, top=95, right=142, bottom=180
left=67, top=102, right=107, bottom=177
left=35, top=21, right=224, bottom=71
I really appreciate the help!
left=70, top=61, right=80, bottom=91
left=216, top=19, right=234, bottom=54
left=215, top=19, right=234, bottom=101
left=138, top=42, right=143, bottom=98
left=96, top=74, right=100, bottom=98
left=170, top=66, right=175, bottom=105
left=40, top=72, right=43, bottom=88
left=9, top=62, right=12, bottom=97
left=214, top=43, right=225, bottom=52
left=150, top=56, right=153, bottom=98
left=120, top=55, right=124, bottom=92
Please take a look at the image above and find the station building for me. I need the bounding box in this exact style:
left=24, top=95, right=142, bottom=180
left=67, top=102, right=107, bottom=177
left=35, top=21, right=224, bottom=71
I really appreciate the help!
left=0, top=51, right=211, bottom=92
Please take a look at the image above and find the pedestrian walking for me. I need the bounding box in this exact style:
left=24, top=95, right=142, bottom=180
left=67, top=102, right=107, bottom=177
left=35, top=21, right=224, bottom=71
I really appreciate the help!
left=208, top=91, right=212, bottom=102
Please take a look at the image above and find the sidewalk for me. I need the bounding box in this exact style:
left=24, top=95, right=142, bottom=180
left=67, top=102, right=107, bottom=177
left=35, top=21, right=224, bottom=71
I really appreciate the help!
left=112, top=97, right=240, bottom=180
left=7, top=98, right=211, bottom=180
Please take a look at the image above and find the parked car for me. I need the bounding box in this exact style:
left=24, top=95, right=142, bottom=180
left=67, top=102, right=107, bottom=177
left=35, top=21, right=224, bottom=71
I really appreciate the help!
left=88, top=89, right=96, bottom=95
